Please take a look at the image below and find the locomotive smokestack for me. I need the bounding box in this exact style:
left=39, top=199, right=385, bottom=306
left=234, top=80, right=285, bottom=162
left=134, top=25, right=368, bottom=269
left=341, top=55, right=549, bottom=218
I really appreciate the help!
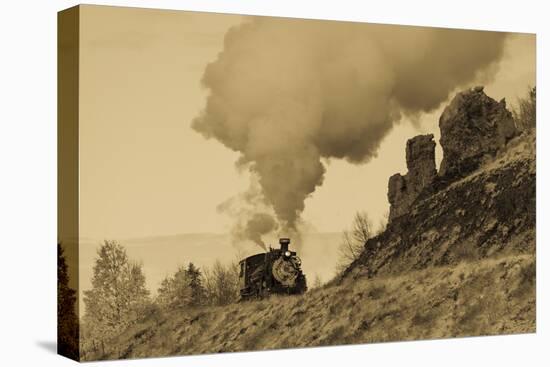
left=279, top=238, right=290, bottom=252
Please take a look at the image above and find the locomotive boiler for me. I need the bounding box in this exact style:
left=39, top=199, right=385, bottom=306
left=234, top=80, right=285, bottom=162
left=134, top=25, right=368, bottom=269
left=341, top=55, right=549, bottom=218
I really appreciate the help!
left=238, top=238, right=307, bottom=300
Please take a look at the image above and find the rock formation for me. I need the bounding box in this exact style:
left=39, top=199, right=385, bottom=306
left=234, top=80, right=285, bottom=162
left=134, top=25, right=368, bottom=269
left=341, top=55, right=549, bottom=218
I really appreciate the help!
left=349, top=131, right=534, bottom=280
left=355, top=86, right=534, bottom=280
left=388, top=134, right=437, bottom=222
left=387, top=86, right=519, bottom=222
left=438, top=86, right=517, bottom=177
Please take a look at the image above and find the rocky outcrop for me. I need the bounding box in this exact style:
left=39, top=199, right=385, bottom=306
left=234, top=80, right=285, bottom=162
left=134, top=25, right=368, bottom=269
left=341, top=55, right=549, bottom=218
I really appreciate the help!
left=346, top=85, right=535, bottom=279
left=387, top=87, right=519, bottom=222
left=388, top=134, right=437, bottom=222
left=438, top=86, right=517, bottom=178
left=347, top=131, right=535, bottom=280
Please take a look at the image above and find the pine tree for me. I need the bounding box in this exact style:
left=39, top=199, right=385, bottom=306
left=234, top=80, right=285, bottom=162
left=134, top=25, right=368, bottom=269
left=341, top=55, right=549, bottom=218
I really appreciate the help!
left=156, top=262, right=206, bottom=309
left=58, top=243, right=79, bottom=360
left=185, top=263, right=206, bottom=306
left=157, top=266, right=191, bottom=310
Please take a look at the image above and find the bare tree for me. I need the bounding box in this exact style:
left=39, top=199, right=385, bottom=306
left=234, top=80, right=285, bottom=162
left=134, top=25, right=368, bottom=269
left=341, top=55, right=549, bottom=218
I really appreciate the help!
left=337, top=211, right=372, bottom=272
left=350, top=211, right=372, bottom=244
left=512, top=86, right=536, bottom=131
left=203, top=260, right=240, bottom=306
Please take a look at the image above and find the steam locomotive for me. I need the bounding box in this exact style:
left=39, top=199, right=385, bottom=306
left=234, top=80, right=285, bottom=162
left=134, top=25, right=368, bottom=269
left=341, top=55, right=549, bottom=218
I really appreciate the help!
left=238, top=238, right=307, bottom=300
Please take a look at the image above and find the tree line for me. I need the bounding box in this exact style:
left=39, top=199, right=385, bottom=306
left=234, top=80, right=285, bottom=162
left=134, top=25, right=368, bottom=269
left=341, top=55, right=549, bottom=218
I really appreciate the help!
left=76, top=211, right=386, bottom=356
left=80, top=240, right=240, bottom=356
left=68, top=212, right=387, bottom=358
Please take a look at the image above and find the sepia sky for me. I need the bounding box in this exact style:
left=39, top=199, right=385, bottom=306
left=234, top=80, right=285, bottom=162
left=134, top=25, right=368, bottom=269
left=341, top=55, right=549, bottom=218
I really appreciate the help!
left=78, top=5, right=535, bottom=241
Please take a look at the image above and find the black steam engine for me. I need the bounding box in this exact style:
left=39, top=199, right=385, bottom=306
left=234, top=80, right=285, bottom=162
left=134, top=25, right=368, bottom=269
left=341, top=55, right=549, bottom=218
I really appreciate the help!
left=239, top=238, right=307, bottom=300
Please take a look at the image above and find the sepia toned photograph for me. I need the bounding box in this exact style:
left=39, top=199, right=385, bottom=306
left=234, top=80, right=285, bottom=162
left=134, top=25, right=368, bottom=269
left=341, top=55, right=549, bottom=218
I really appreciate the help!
left=57, top=4, right=536, bottom=362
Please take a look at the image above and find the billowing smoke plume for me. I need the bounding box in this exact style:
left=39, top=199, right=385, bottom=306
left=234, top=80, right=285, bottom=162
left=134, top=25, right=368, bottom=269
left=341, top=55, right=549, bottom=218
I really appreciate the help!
left=193, top=17, right=507, bottom=244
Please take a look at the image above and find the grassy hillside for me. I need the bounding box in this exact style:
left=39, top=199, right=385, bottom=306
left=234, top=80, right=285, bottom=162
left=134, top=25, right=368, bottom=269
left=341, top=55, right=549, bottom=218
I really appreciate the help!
left=80, top=130, right=536, bottom=362
left=82, top=252, right=534, bottom=360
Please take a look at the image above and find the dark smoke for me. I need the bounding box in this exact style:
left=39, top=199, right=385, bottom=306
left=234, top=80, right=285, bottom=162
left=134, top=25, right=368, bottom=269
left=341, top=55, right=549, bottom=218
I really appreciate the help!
left=242, top=213, right=278, bottom=250
left=217, top=179, right=279, bottom=250
left=193, top=17, right=507, bottom=242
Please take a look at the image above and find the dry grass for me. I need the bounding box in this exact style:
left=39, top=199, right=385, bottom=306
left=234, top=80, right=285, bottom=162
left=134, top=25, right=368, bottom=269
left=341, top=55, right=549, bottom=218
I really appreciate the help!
left=81, top=252, right=535, bottom=361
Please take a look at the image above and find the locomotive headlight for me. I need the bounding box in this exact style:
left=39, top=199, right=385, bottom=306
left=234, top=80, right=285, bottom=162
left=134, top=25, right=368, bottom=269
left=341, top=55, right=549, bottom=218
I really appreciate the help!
left=284, top=251, right=291, bottom=257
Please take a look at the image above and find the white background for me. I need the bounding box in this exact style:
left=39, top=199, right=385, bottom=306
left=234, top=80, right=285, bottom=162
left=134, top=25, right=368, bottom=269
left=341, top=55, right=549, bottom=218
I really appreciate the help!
left=0, top=0, right=547, bottom=366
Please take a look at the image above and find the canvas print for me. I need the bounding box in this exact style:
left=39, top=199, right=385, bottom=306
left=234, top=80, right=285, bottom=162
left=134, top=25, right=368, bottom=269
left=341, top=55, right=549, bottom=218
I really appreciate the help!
left=57, top=5, right=536, bottom=362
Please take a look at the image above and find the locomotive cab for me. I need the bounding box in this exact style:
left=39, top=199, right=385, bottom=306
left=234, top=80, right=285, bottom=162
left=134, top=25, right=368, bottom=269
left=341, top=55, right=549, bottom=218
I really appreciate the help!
left=238, top=253, right=266, bottom=295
